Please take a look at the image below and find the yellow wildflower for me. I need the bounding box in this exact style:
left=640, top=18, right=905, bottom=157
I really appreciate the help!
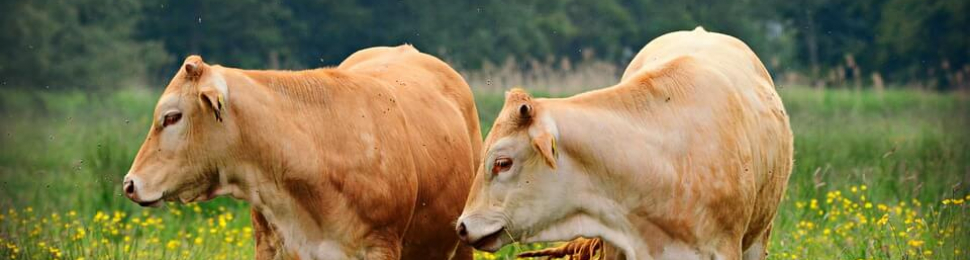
left=166, top=240, right=180, bottom=249
left=908, top=240, right=924, bottom=247
left=877, top=204, right=888, bottom=211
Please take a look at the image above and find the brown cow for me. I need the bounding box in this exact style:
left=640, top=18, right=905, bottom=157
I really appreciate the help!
left=123, top=45, right=482, bottom=260
left=456, top=27, right=793, bottom=260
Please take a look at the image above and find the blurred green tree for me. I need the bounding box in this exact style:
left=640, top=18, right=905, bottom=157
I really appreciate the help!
left=139, top=0, right=296, bottom=73
left=876, top=0, right=969, bottom=87
left=774, top=0, right=968, bottom=89
left=0, top=0, right=169, bottom=89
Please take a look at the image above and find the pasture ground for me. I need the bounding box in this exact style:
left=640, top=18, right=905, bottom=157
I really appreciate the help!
left=1, top=83, right=967, bottom=259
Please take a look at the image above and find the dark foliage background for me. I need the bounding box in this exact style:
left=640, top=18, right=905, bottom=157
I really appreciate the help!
left=1, top=0, right=967, bottom=90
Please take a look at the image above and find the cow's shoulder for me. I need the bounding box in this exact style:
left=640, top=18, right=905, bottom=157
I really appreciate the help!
left=622, top=28, right=754, bottom=82
left=337, top=45, right=421, bottom=70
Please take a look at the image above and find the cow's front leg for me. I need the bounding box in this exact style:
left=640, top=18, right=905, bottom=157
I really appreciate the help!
left=714, top=237, right=744, bottom=260
left=253, top=208, right=297, bottom=260
left=741, top=224, right=772, bottom=260
left=359, top=234, right=403, bottom=260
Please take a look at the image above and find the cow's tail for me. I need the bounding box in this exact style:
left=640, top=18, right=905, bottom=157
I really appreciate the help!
left=516, top=238, right=603, bottom=260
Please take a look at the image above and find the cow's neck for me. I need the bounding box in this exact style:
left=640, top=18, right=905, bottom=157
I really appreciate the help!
left=545, top=100, right=696, bottom=259
left=214, top=68, right=363, bottom=259
left=238, top=68, right=340, bottom=104
left=566, top=71, right=689, bottom=116
left=219, top=68, right=328, bottom=196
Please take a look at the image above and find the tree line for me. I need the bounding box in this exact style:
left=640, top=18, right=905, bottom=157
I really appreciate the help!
left=1, top=0, right=967, bottom=90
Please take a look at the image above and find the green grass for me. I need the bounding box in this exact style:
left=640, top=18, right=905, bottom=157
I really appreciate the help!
left=1, top=86, right=967, bottom=259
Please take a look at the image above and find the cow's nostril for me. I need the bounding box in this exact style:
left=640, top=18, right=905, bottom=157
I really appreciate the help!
left=457, top=222, right=468, bottom=237
left=124, top=180, right=135, bottom=194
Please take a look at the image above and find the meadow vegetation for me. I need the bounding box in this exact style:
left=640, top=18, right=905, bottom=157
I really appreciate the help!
left=0, top=69, right=967, bottom=259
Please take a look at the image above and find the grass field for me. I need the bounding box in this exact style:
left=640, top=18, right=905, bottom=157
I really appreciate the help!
left=0, top=83, right=968, bottom=259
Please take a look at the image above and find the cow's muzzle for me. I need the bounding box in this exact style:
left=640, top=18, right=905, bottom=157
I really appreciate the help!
left=456, top=215, right=507, bottom=252
left=122, top=175, right=163, bottom=208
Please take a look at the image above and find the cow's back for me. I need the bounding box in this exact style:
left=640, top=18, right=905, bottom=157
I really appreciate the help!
left=610, top=27, right=793, bottom=254
left=340, top=45, right=482, bottom=259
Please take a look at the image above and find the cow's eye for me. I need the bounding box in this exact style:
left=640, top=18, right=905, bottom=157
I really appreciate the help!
left=492, top=157, right=513, bottom=175
left=162, top=112, right=182, bottom=128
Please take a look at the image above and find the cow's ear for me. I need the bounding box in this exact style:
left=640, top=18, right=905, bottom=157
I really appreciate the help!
left=532, top=132, right=557, bottom=169
left=199, top=87, right=225, bottom=122
left=183, top=55, right=205, bottom=80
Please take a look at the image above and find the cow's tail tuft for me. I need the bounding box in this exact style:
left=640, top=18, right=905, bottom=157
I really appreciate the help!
left=516, top=238, right=603, bottom=260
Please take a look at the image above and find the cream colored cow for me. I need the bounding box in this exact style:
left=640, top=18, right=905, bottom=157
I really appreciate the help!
left=456, top=27, right=793, bottom=260
left=123, top=45, right=482, bottom=260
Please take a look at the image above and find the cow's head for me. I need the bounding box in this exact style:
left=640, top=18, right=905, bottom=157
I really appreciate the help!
left=457, top=89, right=576, bottom=252
left=123, top=56, right=235, bottom=207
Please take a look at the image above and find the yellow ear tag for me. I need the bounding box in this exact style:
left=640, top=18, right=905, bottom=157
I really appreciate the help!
left=213, top=94, right=226, bottom=122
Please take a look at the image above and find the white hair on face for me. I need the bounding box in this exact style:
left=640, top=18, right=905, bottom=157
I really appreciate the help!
left=210, top=69, right=230, bottom=108
left=528, top=113, right=559, bottom=140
